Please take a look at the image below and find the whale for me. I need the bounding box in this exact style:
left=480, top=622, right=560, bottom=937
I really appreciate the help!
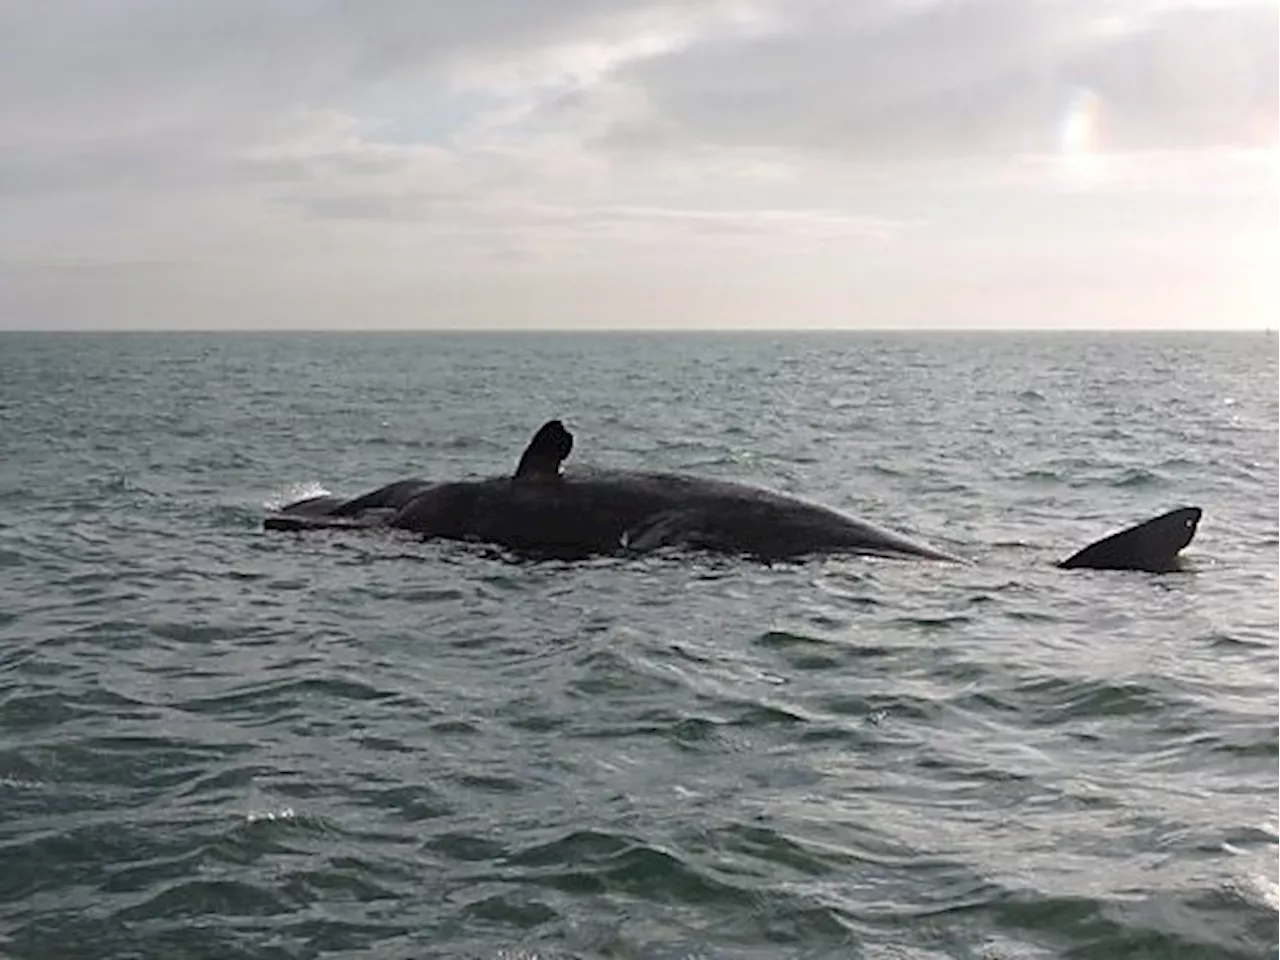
left=264, top=420, right=1202, bottom=572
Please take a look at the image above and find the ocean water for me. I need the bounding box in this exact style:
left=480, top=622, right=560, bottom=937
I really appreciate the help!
left=0, top=330, right=1276, bottom=960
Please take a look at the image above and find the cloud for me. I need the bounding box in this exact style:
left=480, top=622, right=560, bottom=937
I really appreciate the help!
left=0, top=0, right=1274, bottom=328
left=3, top=1, right=1272, bottom=203
left=1074, top=4, right=1278, bottom=150
left=605, top=0, right=1278, bottom=160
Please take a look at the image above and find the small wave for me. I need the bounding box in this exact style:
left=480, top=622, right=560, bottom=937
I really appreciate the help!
left=726, top=701, right=809, bottom=727
left=459, top=892, right=560, bottom=929
left=888, top=613, right=973, bottom=632
left=451, top=772, right=527, bottom=794
left=441, top=434, right=508, bottom=451
left=1230, top=870, right=1280, bottom=916
left=0, top=549, right=28, bottom=570
left=68, top=523, right=111, bottom=544
left=0, top=691, right=79, bottom=730
left=818, top=692, right=939, bottom=724
left=0, top=775, right=47, bottom=791
left=1006, top=675, right=1179, bottom=723
left=665, top=715, right=730, bottom=749
left=1018, top=468, right=1065, bottom=484
left=569, top=649, right=682, bottom=699
left=1111, top=467, right=1164, bottom=488
left=1174, top=726, right=1280, bottom=760
left=114, top=877, right=296, bottom=922
left=785, top=652, right=844, bottom=671
left=209, top=803, right=350, bottom=865
left=992, top=885, right=1280, bottom=959
left=1156, top=456, right=1199, bottom=471
left=1207, top=631, right=1272, bottom=650
left=88, top=473, right=155, bottom=496
left=243, top=805, right=296, bottom=824
left=503, top=830, right=746, bottom=907
left=178, top=674, right=397, bottom=720
left=426, top=831, right=509, bottom=863
left=206, top=503, right=273, bottom=530
left=754, top=628, right=829, bottom=649
left=147, top=621, right=269, bottom=644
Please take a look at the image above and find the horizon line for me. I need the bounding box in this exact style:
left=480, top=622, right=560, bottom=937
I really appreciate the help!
left=0, top=325, right=1274, bottom=335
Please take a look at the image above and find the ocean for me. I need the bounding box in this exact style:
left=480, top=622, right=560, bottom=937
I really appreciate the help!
left=0, top=330, right=1276, bottom=959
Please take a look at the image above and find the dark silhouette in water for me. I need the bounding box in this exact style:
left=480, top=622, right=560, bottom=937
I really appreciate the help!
left=513, top=419, right=573, bottom=480
left=265, top=420, right=1202, bottom=570
left=1056, top=507, right=1201, bottom=573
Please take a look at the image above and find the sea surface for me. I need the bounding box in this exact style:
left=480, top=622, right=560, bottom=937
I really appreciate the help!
left=0, top=331, right=1276, bottom=960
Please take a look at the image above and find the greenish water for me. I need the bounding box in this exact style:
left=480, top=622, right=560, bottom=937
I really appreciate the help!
left=0, top=331, right=1276, bottom=959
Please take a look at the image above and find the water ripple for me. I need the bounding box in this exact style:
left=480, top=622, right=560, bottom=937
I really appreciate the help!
left=0, top=331, right=1274, bottom=959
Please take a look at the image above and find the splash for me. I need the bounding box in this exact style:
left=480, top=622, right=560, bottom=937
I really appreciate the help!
left=244, top=807, right=296, bottom=824
left=263, top=482, right=329, bottom=512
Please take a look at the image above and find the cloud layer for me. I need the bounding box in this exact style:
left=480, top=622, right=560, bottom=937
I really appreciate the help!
left=0, top=0, right=1275, bottom=328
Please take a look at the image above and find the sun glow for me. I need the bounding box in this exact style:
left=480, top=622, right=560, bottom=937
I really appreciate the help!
left=1243, top=181, right=1280, bottom=329
left=1056, top=87, right=1111, bottom=188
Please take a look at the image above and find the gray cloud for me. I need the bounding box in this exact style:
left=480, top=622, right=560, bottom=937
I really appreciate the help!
left=3, top=0, right=1270, bottom=196
left=606, top=0, right=1277, bottom=159
left=1074, top=4, right=1278, bottom=149
left=0, top=0, right=1274, bottom=329
left=0, top=1, right=635, bottom=181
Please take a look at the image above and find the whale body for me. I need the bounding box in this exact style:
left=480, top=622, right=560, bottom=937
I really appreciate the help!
left=264, top=421, right=1202, bottom=571
left=266, top=466, right=964, bottom=562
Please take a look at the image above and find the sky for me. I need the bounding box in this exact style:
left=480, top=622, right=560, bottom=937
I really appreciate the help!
left=0, top=0, right=1276, bottom=330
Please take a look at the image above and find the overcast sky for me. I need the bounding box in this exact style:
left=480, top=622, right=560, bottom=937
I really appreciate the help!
left=0, top=0, right=1275, bottom=330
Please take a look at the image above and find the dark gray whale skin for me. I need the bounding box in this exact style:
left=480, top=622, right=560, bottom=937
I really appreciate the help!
left=264, top=417, right=1202, bottom=569
left=1056, top=506, right=1201, bottom=573
left=267, top=479, right=1204, bottom=569
left=266, top=466, right=963, bottom=562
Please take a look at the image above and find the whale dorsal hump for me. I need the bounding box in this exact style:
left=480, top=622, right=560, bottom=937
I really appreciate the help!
left=1057, top=506, right=1202, bottom=572
left=514, top=419, right=574, bottom=481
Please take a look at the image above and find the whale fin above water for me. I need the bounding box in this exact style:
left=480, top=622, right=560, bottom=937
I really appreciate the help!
left=1056, top=506, right=1202, bottom=573
left=514, top=419, right=573, bottom=480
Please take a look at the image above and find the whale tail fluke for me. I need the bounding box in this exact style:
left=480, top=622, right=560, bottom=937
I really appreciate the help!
left=1057, top=506, right=1202, bottom=573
